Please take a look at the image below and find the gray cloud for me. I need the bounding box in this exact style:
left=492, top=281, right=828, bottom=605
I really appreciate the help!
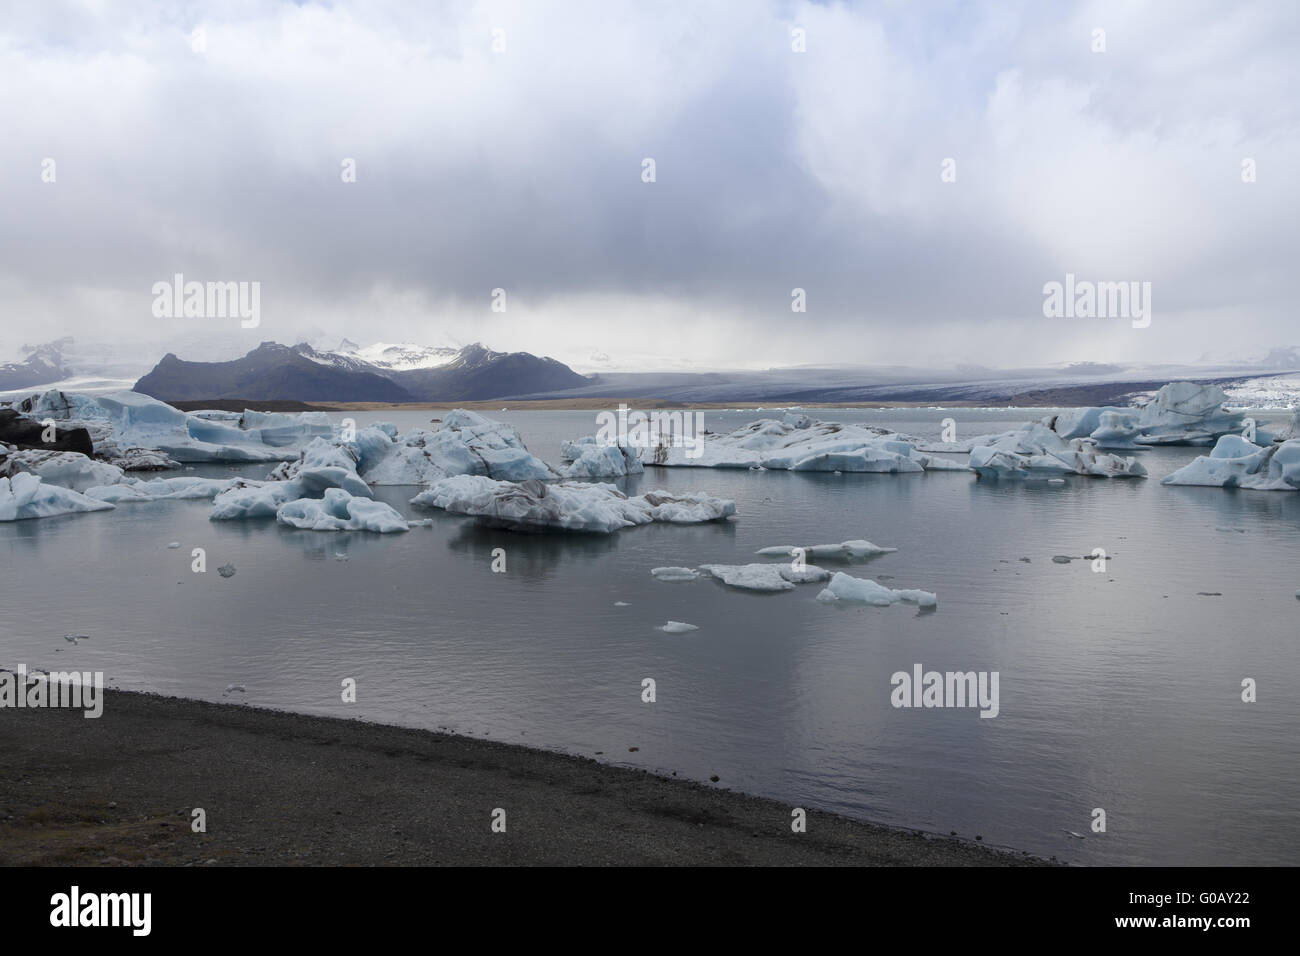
left=1, top=0, right=1296, bottom=370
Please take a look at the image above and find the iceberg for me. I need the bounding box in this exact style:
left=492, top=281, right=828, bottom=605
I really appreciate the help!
left=267, top=438, right=374, bottom=497
left=968, top=423, right=1147, bottom=479
left=697, top=563, right=831, bottom=591
left=279, top=411, right=558, bottom=486
left=6, top=389, right=327, bottom=463
left=85, top=476, right=241, bottom=502
left=815, top=572, right=937, bottom=607
left=559, top=439, right=644, bottom=478
left=0, top=472, right=115, bottom=521
left=650, top=567, right=701, bottom=581
left=660, top=621, right=699, bottom=634
left=646, top=417, right=967, bottom=473
left=1162, top=436, right=1300, bottom=491
left=1, top=449, right=125, bottom=492
left=209, top=481, right=302, bottom=520
left=1131, top=383, right=1246, bottom=445
left=1045, top=383, right=1246, bottom=448
left=411, top=475, right=735, bottom=533
left=756, top=540, right=897, bottom=560
left=276, top=488, right=409, bottom=533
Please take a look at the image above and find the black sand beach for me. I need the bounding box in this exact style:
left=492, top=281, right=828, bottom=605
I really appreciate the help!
left=1, top=691, right=1043, bottom=866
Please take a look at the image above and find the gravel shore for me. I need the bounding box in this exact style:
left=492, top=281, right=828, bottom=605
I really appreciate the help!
left=1, top=690, right=1044, bottom=866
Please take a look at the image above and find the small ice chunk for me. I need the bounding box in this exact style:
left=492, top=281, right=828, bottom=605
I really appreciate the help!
left=217, top=563, right=236, bottom=578
left=697, top=563, right=830, bottom=591
left=167, top=541, right=181, bottom=549
left=660, top=621, right=699, bottom=633
left=756, top=539, right=896, bottom=560
left=651, top=567, right=699, bottom=581
left=277, top=489, right=409, bottom=533
left=815, top=572, right=937, bottom=607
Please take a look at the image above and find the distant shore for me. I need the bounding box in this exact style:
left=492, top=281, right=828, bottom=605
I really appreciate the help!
left=175, top=396, right=1063, bottom=413
left=0, top=690, right=1044, bottom=866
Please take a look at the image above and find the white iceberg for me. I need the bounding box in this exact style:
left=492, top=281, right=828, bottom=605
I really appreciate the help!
left=7, top=389, right=329, bottom=463
left=411, top=475, right=735, bottom=533
left=1131, top=383, right=1246, bottom=445
left=1162, top=436, right=1300, bottom=491
left=756, top=539, right=897, bottom=560
left=1, top=449, right=125, bottom=492
left=0, top=472, right=115, bottom=521
left=560, top=439, right=644, bottom=478
left=276, top=488, right=409, bottom=533
left=968, top=423, right=1147, bottom=479
left=659, top=621, right=699, bottom=634
left=697, top=563, right=831, bottom=591
left=815, top=572, right=937, bottom=607
left=646, top=417, right=967, bottom=473
left=650, top=567, right=701, bottom=581
left=85, top=476, right=241, bottom=502
left=277, top=411, right=558, bottom=486
left=1047, top=383, right=1245, bottom=448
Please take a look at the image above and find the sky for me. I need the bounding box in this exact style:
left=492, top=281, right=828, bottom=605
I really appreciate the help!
left=1, top=0, right=1297, bottom=373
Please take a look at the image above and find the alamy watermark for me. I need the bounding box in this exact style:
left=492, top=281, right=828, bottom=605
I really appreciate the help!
left=891, top=664, right=999, bottom=718
left=595, top=403, right=705, bottom=458
left=1042, top=273, right=1151, bottom=329
left=0, top=665, right=104, bottom=718
left=152, top=273, right=260, bottom=328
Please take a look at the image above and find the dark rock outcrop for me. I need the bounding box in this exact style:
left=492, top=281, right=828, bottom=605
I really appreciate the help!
left=0, top=409, right=94, bottom=456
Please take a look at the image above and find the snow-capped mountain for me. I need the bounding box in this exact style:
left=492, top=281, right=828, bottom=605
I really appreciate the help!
left=335, top=340, right=460, bottom=372
left=132, top=340, right=590, bottom=402
left=0, top=339, right=73, bottom=390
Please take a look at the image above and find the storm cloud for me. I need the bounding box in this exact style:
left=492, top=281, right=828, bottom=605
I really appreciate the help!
left=1, top=0, right=1296, bottom=370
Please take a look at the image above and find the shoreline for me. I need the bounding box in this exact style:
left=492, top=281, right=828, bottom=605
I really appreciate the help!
left=1, top=689, right=1046, bottom=866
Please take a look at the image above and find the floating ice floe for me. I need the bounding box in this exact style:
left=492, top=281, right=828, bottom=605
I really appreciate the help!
left=86, top=476, right=240, bottom=503
left=1048, top=383, right=1246, bottom=448
left=411, top=475, right=735, bottom=533
left=756, top=539, right=897, bottom=560
left=643, top=416, right=968, bottom=473
left=272, top=410, right=557, bottom=486
left=697, top=563, right=832, bottom=591
left=651, top=567, right=701, bottom=581
left=659, top=621, right=699, bottom=634
left=559, top=438, right=644, bottom=479
left=0, top=472, right=115, bottom=521
left=7, top=390, right=328, bottom=463
left=276, top=488, right=409, bottom=533
left=968, top=423, right=1147, bottom=479
left=1162, top=436, right=1300, bottom=491
left=1, top=449, right=126, bottom=492
left=815, top=572, right=937, bottom=607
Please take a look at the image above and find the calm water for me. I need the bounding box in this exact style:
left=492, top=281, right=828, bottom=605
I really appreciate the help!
left=3, top=407, right=1298, bottom=866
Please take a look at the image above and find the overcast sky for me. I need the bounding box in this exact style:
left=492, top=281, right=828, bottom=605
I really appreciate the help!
left=1, top=0, right=1296, bottom=372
